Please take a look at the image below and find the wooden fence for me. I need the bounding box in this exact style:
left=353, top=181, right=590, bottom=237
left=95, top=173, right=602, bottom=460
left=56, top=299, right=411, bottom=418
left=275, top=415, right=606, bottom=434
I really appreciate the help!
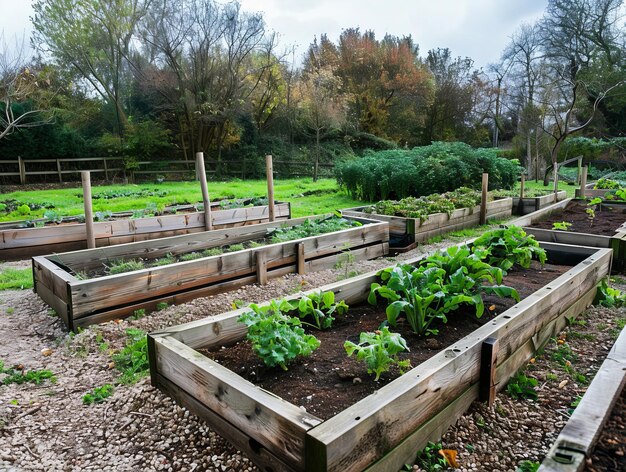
left=0, top=156, right=335, bottom=184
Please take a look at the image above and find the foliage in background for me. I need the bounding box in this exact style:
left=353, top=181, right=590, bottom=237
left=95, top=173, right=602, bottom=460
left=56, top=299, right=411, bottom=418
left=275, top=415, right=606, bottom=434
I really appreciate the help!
left=336, top=142, right=520, bottom=201
left=594, top=280, right=626, bottom=308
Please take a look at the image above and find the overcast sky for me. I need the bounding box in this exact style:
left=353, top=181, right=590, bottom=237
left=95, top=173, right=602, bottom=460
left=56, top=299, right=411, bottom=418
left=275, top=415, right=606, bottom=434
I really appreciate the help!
left=0, top=0, right=548, bottom=68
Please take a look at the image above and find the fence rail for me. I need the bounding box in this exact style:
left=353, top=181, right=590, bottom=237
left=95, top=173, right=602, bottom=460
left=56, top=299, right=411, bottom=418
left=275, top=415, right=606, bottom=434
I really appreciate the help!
left=0, top=156, right=335, bottom=184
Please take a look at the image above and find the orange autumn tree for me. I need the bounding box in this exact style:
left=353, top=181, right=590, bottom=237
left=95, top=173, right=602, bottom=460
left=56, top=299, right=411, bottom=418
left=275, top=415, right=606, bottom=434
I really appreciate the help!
left=304, top=29, right=434, bottom=146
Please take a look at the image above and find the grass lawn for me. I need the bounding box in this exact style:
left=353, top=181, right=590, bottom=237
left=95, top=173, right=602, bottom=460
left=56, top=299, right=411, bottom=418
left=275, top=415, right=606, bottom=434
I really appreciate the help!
left=0, top=177, right=577, bottom=223
left=0, top=268, right=33, bottom=290
left=0, top=178, right=363, bottom=221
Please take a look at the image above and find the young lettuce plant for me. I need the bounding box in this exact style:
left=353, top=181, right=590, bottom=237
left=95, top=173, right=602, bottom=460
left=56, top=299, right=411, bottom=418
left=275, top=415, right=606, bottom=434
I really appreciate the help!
left=344, top=327, right=410, bottom=381
left=586, top=198, right=602, bottom=227
left=472, top=226, right=547, bottom=272
left=239, top=299, right=320, bottom=370
left=295, top=290, right=349, bottom=329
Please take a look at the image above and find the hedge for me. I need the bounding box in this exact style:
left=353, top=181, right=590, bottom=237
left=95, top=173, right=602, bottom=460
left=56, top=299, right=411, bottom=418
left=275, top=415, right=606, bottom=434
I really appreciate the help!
left=336, top=142, right=521, bottom=201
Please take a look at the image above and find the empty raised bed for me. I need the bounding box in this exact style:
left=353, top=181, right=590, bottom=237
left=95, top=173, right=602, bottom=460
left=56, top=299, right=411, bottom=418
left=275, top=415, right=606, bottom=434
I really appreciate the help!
left=33, top=214, right=388, bottom=331
left=510, top=198, right=626, bottom=270
left=341, top=188, right=512, bottom=249
left=148, top=238, right=610, bottom=472
left=0, top=198, right=291, bottom=260
left=504, top=190, right=567, bottom=215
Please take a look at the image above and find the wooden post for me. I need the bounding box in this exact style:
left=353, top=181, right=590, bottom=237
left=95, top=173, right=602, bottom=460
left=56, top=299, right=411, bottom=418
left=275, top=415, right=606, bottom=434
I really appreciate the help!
left=519, top=173, right=525, bottom=200
left=256, top=251, right=267, bottom=285
left=577, top=156, right=583, bottom=185
left=266, top=155, right=275, bottom=222
left=553, top=163, right=559, bottom=202
left=479, top=173, right=488, bottom=225
left=580, top=166, right=588, bottom=199
left=103, top=157, right=109, bottom=182
left=196, top=152, right=213, bottom=231
left=81, top=171, right=96, bottom=249
left=56, top=159, right=63, bottom=183
left=297, top=243, right=306, bottom=275
left=479, top=337, right=498, bottom=407
left=18, top=156, right=25, bottom=184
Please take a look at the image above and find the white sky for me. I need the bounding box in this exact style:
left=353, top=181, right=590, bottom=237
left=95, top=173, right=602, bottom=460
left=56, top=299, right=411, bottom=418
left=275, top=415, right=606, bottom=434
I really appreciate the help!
left=0, top=0, right=548, bottom=68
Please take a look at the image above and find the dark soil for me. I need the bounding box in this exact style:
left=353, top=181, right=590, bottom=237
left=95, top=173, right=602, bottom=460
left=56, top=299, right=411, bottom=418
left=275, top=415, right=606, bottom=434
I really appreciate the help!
left=586, top=387, right=626, bottom=472
left=531, top=201, right=626, bottom=235
left=203, top=261, right=569, bottom=421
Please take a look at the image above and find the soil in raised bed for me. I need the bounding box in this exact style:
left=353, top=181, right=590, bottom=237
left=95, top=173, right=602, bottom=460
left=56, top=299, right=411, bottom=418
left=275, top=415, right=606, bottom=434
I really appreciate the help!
left=585, top=387, right=626, bottom=472
left=530, top=200, right=626, bottom=235
left=202, top=261, right=569, bottom=421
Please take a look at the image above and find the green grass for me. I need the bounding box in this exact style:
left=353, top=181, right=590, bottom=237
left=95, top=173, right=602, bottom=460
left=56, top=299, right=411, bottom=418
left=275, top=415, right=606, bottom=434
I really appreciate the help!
left=511, top=179, right=576, bottom=198
left=0, top=178, right=363, bottom=221
left=0, top=268, right=33, bottom=290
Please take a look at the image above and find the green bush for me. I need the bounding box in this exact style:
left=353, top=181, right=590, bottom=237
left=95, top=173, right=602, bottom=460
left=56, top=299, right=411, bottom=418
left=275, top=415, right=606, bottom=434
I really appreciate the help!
left=336, top=142, right=521, bottom=201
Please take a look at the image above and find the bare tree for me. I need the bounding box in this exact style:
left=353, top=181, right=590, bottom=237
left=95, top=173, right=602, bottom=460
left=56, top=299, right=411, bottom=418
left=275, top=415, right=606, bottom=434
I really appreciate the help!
left=0, top=32, right=50, bottom=140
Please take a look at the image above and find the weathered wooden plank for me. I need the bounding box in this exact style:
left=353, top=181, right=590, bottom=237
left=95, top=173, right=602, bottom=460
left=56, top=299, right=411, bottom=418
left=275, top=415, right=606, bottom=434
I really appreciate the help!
left=508, top=198, right=572, bottom=228
left=155, top=373, right=297, bottom=472
left=155, top=336, right=322, bottom=470
left=305, top=248, right=611, bottom=472
left=525, top=228, right=611, bottom=248
left=362, top=385, right=478, bottom=472
left=539, top=326, right=626, bottom=472
left=0, top=203, right=290, bottom=260
left=479, top=338, right=498, bottom=405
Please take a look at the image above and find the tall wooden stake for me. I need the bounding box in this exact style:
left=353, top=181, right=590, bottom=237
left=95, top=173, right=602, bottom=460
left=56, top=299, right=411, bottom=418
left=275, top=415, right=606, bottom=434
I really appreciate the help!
left=479, top=337, right=499, bottom=407
left=553, top=163, right=559, bottom=202
left=520, top=173, right=525, bottom=200
left=479, top=173, right=488, bottom=225
left=266, top=155, right=275, bottom=222
left=81, top=171, right=96, bottom=249
left=196, top=152, right=213, bottom=231
left=580, top=166, right=588, bottom=199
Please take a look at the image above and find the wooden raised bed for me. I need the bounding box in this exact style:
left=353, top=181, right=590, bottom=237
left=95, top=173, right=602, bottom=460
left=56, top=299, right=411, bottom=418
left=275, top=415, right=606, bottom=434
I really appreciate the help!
left=148, top=241, right=611, bottom=472
left=510, top=198, right=626, bottom=270
left=32, top=215, right=388, bottom=331
left=341, top=197, right=512, bottom=248
left=512, top=191, right=567, bottom=215
left=0, top=200, right=291, bottom=261
left=539, top=326, right=626, bottom=471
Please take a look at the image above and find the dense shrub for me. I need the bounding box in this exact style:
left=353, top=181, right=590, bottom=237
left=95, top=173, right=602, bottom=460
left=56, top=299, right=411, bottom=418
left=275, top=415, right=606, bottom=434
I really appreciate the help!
left=336, top=142, right=521, bottom=201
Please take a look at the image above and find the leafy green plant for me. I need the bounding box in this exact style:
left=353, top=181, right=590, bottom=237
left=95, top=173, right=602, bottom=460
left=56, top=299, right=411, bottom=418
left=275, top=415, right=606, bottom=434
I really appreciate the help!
left=344, top=327, right=410, bottom=381
left=225, top=243, right=245, bottom=252
left=552, top=221, right=572, bottom=231
left=156, top=302, right=169, bottom=311
left=43, top=210, right=63, bottom=224
left=586, top=197, right=602, bottom=226
left=506, top=372, right=538, bottom=400
left=412, top=442, right=449, bottom=471
left=131, top=309, right=146, bottom=320
left=17, top=204, right=31, bottom=216
left=472, top=226, right=547, bottom=272
left=105, top=259, right=145, bottom=275
left=82, top=384, right=114, bottom=405
left=517, top=460, right=540, bottom=472
left=593, top=178, right=620, bottom=190
left=269, top=215, right=361, bottom=243
left=112, top=329, right=149, bottom=384
left=0, top=361, right=56, bottom=386
left=93, top=210, right=113, bottom=222
left=153, top=253, right=176, bottom=266
left=238, top=300, right=320, bottom=370
left=594, top=280, right=626, bottom=307
left=295, top=291, right=348, bottom=329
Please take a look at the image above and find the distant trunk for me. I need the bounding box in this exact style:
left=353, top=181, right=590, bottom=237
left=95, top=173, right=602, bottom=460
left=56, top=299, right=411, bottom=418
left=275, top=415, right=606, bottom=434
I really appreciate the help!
left=314, top=128, right=320, bottom=182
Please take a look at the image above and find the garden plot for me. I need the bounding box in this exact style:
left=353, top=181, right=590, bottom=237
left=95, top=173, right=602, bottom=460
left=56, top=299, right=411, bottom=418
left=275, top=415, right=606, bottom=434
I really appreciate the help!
left=498, top=190, right=567, bottom=215
left=148, top=231, right=610, bottom=472
left=511, top=198, right=626, bottom=270
left=0, top=197, right=291, bottom=260
left=32, top=215, right=388, bottom=331
left=341, top=188, right=512, bottom=249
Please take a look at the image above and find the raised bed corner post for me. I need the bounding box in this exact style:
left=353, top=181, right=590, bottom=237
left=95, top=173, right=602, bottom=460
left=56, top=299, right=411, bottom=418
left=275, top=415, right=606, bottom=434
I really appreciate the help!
left=266, top=155, right=275, bottom=222
left=81, top=171, right=96, bottom=249
left=196, top=152, right=213, bottom=231
left=580, top=166, right=588, bottom=199
left=18, top=156, right=25, bottom=184
left=479, top=337, right=498, bottom=407
left=256, top=250, right=268, bottom=285
left=479, top=173, right=489, bottom=225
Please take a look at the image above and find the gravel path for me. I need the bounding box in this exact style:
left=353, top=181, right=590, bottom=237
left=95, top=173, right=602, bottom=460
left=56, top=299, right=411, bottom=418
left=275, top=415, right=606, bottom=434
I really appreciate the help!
left=0, top=226, right=622, bottom=471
